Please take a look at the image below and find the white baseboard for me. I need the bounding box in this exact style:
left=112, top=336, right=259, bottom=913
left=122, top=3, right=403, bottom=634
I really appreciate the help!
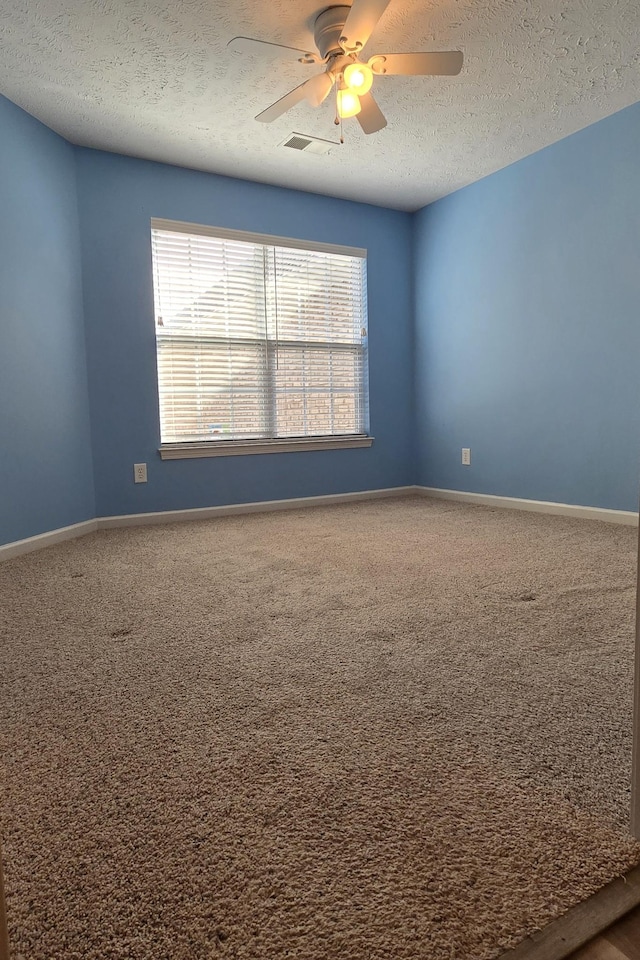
left=0, top=519, right=99, bottom=562
left=97, top=486, right=419, bottom=528
left=2, top=485, right=636, bottom=562
left=417, top=486, right=639, bottom=526
left=0, top=487, right=418, bottom=559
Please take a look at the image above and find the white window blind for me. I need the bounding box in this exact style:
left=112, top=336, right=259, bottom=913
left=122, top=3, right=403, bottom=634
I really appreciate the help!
left=150, top=220, right=369, bottom=446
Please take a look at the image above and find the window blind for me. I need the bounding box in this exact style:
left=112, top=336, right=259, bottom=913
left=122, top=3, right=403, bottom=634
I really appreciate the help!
left=151, top=221, right=369, bottom=446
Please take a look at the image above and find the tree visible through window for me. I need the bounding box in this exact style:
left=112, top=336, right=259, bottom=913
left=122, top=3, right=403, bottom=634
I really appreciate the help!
left=150, top=220, right=369, bottom=446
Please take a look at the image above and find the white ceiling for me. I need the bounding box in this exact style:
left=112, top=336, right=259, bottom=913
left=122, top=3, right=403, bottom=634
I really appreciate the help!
left=1, top=0, right=639, bottom=211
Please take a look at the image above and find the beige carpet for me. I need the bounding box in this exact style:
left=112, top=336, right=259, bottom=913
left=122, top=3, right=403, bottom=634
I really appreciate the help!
left=1, top=496, right=640, bottom=959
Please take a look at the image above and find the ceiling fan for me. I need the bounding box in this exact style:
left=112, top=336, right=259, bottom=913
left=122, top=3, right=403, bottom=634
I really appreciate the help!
left=228, top=0, right=463, bottom=135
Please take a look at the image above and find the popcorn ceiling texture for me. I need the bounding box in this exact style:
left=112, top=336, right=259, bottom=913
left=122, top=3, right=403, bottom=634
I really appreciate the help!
left=1, top=0, right=639, bottom=209
left=1, top=497, right=640, bottom=959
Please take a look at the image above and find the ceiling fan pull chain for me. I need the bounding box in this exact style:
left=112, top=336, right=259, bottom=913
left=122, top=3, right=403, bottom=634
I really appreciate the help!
left=334, top=81, right=345, bottom=143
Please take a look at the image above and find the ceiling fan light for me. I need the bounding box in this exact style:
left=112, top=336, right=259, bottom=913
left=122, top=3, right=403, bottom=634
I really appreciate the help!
left=337, top=88, right=362, bottom=118
left=343, top=62, right=374, bottom=94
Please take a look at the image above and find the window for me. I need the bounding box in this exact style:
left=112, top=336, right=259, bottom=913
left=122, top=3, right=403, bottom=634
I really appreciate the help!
left=150, top=219, right=371, bottom=459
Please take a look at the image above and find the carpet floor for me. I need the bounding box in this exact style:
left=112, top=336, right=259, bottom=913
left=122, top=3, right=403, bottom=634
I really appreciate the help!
left=1, top=496, right=640, bottom=959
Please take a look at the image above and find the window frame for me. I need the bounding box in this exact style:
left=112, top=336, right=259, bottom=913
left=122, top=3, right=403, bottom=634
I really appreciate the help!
left=150, top=219, right=373, bottom=460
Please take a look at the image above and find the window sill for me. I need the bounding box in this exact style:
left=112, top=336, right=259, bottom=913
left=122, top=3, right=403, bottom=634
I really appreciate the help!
left=159, top=435, right=374, bottom=460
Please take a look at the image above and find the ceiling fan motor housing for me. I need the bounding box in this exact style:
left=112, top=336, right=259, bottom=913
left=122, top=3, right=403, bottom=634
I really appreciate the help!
left=314, top=6, right=353, bottom=59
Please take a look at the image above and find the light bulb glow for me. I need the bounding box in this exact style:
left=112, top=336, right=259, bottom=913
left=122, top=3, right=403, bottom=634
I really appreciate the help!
left=336, top=88, right=361, bottom=118
left=343, top=62, right=374, bottom=95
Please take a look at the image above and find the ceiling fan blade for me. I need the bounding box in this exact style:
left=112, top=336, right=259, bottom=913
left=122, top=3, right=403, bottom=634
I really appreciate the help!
left=357, top=91, right=387, bottom=134
left=340, top=0, right=392, bottom=53
left=255, top=75, right=330, bottom=123
left=368, top=51, right=463, bottom=76
left=305, top=71, right=334, bottom=107
left=228, top=36, right=323, bottom=64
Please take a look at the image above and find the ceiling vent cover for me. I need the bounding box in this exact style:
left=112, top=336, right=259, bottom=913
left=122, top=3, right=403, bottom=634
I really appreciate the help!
left=285, top=135, right=312, bottom=150
left=281, top=133, right=335, bottom=156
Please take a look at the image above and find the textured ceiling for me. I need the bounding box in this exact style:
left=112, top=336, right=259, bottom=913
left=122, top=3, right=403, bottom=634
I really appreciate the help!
left=1, top=0, right=639, bottom=210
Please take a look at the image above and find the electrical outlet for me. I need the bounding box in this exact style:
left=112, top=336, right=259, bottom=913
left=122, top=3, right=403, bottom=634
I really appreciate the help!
left=462, top=448, right=471, bottom=466
left=134, top=463, right=147, bottom=483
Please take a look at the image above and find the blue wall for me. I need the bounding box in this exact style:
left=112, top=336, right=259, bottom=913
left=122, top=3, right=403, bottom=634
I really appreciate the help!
left=0, top=97, right=95, bottom=546
left=4, top=92, right=640, bottom=543
left=75, top=150, right=414, bottom=518
left=413, top=101, right=640, bottom=512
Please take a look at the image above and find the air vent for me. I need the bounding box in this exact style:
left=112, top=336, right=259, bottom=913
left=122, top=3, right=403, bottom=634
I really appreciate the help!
left=281, top=133, right=335, bottom=156
left=285, top=135, right=312, bottom=150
